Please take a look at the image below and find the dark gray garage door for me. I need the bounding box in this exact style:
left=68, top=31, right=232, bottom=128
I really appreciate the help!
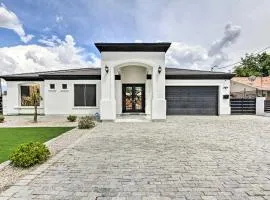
left=166, top=86, right=218, bottom=115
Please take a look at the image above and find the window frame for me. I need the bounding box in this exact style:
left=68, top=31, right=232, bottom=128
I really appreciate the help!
left=49, top=84, right=55, bottom=90
left=74, top=84, right=96, bottom=107
left=62, top=84, right=68, bottom=90
left=20, top=84, right=41, bottom=107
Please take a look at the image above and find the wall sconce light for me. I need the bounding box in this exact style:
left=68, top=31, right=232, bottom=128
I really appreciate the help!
left=158, top=66, right=162, bottom=74
left=105, top=65, right=109, bottom=73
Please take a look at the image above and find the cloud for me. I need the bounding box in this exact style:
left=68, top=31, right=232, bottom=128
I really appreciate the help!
left=0, top=3, right=33, bottom=43
left=166, top=42, right=208, bottom=69
left=56, top=15, right=63, bottom=23
left=38, top=35, right=62, bottom=47
left=0, top=35, right=100, bottom=75
left=165, top=23, right=241, bottom=70
left=208, top=23, right=241, bottom=66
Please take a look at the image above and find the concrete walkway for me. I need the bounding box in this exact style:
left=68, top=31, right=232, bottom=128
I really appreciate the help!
left=1, top=116, right=270, bottom=199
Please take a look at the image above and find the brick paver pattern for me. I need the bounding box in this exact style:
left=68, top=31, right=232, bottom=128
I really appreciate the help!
left=1, top=116, right=270, bottom=200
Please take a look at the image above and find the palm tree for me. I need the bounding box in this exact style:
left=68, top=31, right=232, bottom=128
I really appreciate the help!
left=22, top=85, right=42, bottom=123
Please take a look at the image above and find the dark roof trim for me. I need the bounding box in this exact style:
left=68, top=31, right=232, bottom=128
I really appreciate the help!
left=166, top=74, right=234, bottom=80
left=95, top=43, right=171, bottom=52
left=1, top=75, right=102, bottom=81
left=1, top=74, right=233, bottom=81
left=1, top=77, right=44, bottom=81
left=115, top=75, right=121, bottom=80
left=39, top=75, right=101, bottom=80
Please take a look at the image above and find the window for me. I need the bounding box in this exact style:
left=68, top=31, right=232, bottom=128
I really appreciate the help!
left=50, top=84, right=55, bottom=89
left=74, top=84, right=96, bottom=106
left=62, top=84, right=67, bottom=90
left=21, top=85, right=40, bottom=106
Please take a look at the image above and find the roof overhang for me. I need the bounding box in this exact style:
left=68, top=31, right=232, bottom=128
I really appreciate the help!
left=38, top=75, right=101, bottom=80
left=165, top=74, right=234, bottom=79
left=95, top=43, right=171, bottom=52
left=0, top=76, right=43, bottom=81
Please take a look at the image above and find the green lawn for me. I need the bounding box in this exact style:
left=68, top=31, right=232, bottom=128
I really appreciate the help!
left=0, top=127, right=74, bottom=163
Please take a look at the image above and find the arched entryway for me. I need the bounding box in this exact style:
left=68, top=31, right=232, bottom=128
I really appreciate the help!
left=114, top=64, right=152, bottom=116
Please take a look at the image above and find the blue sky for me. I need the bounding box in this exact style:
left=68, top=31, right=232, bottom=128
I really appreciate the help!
left=1, top=0, right=270, bottom=76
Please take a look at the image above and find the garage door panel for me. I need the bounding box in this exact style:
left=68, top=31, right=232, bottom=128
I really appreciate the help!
left=168, top=108, right=217, bottom=115
left=166, top=86, right=218, bottom=115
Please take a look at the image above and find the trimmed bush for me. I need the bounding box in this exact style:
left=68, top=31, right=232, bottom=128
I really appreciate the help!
left=78, top=116, right=95, bottom=129
left=0, top=115, right=4, bottom=123
left=9, top=142, right=50, bottom=168
left=67, top=115, right=77, bottom=122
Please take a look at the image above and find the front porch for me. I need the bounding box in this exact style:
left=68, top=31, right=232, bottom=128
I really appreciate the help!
left=97, top=43, right=170, bottom=121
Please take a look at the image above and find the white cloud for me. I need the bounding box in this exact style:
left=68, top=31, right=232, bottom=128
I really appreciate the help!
left=56, top=15, right=63, bottom=23
left=165, top=23, right=241, bottom=71
left=166, top=42, right=208, bottom=69
left=38, top=35, right=62, bottom=47
left=0, top=3, right=33, bottom=43
left=0, top=35, right=100, bottom=75
left=208, top=23, right=241, bottom=66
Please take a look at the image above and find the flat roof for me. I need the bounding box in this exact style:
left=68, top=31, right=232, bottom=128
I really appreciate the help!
left=95, top=43, right=171, bottom=52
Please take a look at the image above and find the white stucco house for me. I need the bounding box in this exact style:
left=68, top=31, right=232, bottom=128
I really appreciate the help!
left=0, top=43, right=234, bottom=121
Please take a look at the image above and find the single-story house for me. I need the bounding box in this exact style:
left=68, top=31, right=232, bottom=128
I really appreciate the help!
left=0, top=43, right=234, bottom=121
left=231, top=77, right=270, bottom=99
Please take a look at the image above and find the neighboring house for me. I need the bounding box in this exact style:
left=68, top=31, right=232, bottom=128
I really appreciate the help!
left=0, top=43, right=234, bottom=120
left=231, top=77, right=270, bottom=99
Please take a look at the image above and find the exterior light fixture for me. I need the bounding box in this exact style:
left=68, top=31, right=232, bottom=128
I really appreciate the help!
left=105, top=65, right=109, bottom=73
left=158, top=66, right=162, bottom=74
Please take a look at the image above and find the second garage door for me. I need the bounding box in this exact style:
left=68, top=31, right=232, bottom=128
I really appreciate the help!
left=166, top=86, right=218, bottom=115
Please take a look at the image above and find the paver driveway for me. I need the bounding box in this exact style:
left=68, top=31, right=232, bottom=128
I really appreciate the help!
left=1, top=116, right=270, bottom=200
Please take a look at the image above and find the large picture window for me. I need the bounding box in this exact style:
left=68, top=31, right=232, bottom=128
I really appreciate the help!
left=74, top=84, right=96, bottom=107
left=21, top=85, right=40, bottom=106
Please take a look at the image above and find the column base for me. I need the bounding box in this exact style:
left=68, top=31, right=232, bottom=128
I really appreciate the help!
left=100, top=99, right=116, bottom=120
left=151, top=98, right=166, bottom=120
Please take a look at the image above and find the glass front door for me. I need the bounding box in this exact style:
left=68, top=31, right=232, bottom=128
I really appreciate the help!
left=122, top=84, right=145, bottom=113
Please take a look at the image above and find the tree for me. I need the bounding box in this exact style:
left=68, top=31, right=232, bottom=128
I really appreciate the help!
left=234, top=52, right=270, bottom=77
left=22, top=85, right=42, bottom=123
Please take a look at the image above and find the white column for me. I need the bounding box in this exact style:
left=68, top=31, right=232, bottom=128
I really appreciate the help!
left=100, top=64, right=116, bottom=121
left=151, top=64, right=166, bottom=120
left=256, top=97, right=265, bottom=116
left=2, top=95, right=7, bottom=115
left=115, top=79, right=122, bottom=115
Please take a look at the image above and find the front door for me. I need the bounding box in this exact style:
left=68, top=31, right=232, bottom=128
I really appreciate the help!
left=122, top=84, right=145, bottom=113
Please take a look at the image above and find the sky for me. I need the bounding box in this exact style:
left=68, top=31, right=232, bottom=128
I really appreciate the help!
left=1, top=0, right=270, bottom=79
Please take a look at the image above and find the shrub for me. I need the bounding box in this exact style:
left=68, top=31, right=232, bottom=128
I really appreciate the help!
left=9, top=142, right=50, bottom=168
left=67, top=115, right=77, bottom=122
left=78, top=116, right=95, bottom=129
left=0, top=115, right=4, bottom=123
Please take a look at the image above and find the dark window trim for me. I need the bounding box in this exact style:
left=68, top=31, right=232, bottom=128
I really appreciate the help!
left=74, top=84, right=96, bottom=107
left=49, top=84, right=55, bottom=89
left=122, top=84, right=145, bottom=113
left=62, top=84, right=68, bottom=89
